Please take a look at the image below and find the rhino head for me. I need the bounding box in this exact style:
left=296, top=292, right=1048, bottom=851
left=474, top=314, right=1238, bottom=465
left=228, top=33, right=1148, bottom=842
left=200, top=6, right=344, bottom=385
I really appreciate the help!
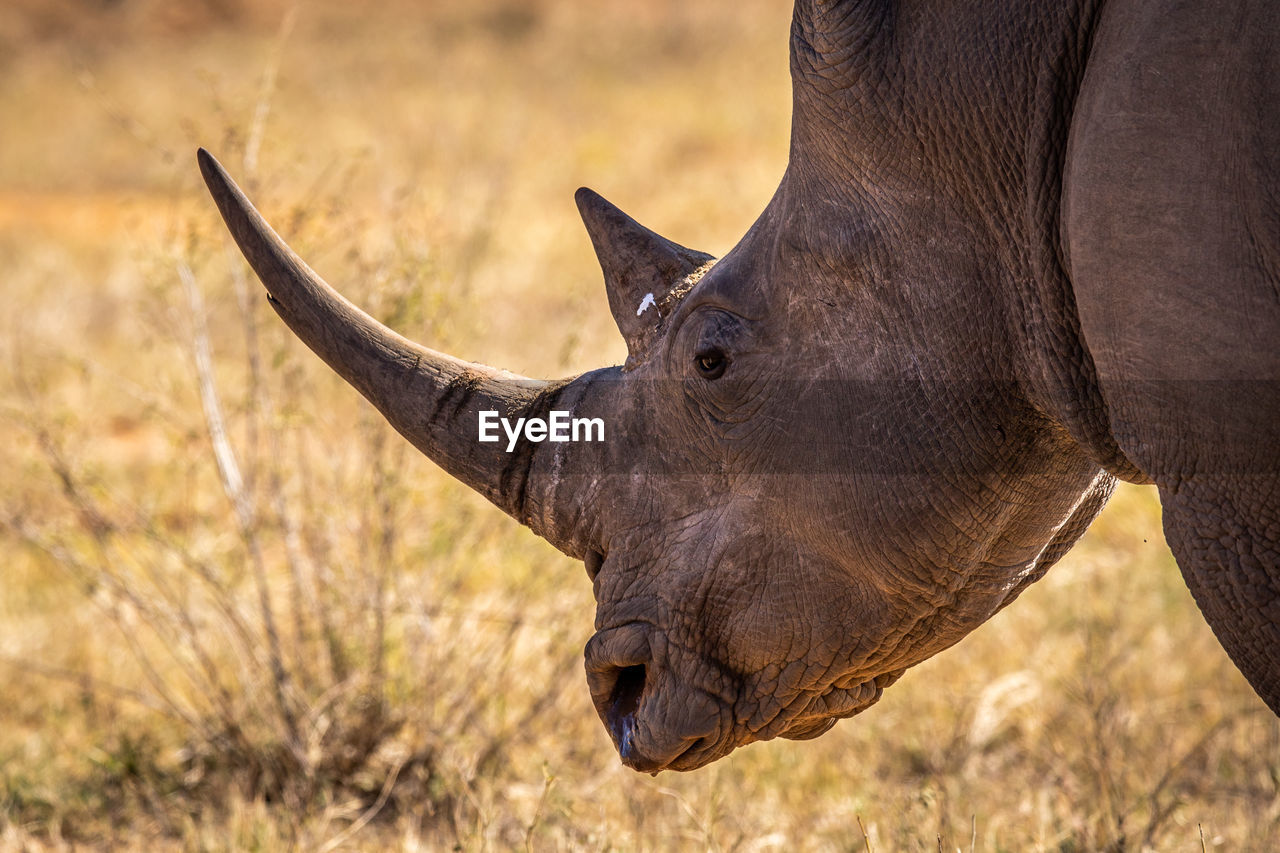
left=199, top=2, right=1119, bottom=773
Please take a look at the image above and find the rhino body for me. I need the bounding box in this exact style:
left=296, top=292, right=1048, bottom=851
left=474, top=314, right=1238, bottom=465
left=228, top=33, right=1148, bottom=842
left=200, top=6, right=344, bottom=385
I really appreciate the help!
left=200, top=0, right=1280, bottom=773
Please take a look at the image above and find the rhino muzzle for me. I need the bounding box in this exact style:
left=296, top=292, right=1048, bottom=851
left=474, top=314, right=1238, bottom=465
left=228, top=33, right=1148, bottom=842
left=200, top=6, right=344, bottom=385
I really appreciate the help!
left=584, top=623, right=723, bottom=773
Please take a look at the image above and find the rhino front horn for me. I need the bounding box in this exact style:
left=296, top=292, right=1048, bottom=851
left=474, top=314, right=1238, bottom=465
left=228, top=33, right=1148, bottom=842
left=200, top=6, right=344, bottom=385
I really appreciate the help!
left=575, top=188, right=714, bottom=367
left=197, top=148, right=566, bottom=532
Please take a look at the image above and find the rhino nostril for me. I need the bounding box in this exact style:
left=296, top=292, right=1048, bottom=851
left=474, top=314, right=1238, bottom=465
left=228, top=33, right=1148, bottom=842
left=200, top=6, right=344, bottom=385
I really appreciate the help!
left=607, top=664, right=646, bottom=758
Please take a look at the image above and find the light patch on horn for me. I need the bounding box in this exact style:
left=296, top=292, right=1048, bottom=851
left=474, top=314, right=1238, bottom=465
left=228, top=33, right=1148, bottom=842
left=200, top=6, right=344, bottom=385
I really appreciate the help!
left=621, top=259, right=719, bottom=373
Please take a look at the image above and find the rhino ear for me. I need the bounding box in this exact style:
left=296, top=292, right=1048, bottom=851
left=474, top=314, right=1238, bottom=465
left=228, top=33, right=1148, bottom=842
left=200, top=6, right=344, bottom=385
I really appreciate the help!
left=575, top=188, right=714, bottom=367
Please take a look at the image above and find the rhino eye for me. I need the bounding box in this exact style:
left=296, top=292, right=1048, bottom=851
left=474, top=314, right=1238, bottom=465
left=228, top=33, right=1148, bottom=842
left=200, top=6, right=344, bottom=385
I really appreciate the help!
left=694, top=350, right=727, bottom=380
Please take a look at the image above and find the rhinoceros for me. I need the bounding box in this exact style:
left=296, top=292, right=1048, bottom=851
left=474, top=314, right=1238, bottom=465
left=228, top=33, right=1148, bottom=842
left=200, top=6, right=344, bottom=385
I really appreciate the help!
left=199, top=0, right=1280, bottom=773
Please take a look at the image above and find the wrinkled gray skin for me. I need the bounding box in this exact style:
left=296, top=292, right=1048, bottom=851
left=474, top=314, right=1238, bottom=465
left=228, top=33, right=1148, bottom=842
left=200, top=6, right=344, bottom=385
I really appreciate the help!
left=200, top=0, right=1280, bottom=773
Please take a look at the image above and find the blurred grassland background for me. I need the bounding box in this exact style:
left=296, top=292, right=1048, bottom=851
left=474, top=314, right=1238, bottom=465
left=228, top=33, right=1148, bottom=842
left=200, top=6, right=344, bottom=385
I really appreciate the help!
left=0, top=0, right=1277, bottom=849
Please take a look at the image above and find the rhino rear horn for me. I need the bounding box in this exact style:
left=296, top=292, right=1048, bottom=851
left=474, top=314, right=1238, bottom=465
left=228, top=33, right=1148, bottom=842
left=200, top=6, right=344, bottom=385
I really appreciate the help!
left=575, top=188, right=713, bottom=367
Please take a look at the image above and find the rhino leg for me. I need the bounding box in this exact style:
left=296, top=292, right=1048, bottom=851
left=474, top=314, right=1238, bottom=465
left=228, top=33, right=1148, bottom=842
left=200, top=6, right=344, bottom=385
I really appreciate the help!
left=1160, top=478, right=1280, bottom=713
left=1063, top=0, right=1280, bottom=709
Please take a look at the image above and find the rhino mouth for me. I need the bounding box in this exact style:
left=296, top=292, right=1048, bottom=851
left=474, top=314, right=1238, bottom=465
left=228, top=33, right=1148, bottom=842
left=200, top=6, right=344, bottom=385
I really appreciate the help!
left=597, top=660, right=715, bottom=773
left=585, top=624, right=725, bottom=772
left=586, top=622, right=910, bottom=771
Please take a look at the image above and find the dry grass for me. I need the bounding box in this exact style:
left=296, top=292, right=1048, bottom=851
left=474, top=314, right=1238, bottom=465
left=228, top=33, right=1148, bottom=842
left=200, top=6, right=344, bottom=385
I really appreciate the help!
left=1, top=1, right=1277, bottom=849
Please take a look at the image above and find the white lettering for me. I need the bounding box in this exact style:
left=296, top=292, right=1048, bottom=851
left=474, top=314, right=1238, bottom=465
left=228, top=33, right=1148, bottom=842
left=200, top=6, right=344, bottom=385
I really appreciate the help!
left=478, top=410, right=499, bottom=442
left=478, top=411, right=605, bottom=452
left=549, top=410, right=570, bottom=441
left=502, top=417, right=525, bottom=452
left=572, top=417, right=604, bottom=442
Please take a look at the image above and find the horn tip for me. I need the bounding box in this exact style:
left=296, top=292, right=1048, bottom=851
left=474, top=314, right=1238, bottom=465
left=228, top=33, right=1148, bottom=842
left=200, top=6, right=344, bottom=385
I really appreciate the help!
left=196, top=147, right=238, bottom=205
left=196, top=146, right=218, bottom=179
left=575, top=187, right=633, bottom=235
left=574, top=186, right=604, bottom=213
